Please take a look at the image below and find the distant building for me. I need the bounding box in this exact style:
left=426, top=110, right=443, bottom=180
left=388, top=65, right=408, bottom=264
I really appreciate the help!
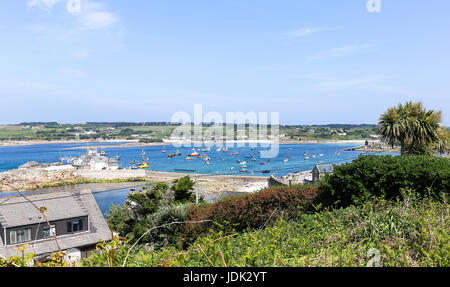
left=69, top=149, right=119, bottom=170
left=0, top=190, right=112, bottom=262
left=312, top=164, right=334, bottom=183
left=303, top=175, right=314, bottom=185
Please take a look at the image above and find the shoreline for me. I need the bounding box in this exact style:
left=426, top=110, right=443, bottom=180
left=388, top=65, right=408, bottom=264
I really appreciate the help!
left=0, top=168, right=270, bottom=194
left=0, top=138, right=369, bottom=148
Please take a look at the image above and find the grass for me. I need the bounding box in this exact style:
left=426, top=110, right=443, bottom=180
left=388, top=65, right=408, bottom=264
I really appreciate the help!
left=82, top=191, right=449, bottom=267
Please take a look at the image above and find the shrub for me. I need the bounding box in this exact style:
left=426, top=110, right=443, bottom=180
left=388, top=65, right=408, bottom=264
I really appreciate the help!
left=185, top=185, right=321, bottom=241
left=319, top=155, right=450, bottom=207
left=130, top=203, right=193, bottom=249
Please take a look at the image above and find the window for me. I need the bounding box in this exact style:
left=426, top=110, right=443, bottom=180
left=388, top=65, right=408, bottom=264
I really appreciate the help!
left=9, top=228, right=31, bottom=245
left=43, top=224, right=56, bottom=238
left=67, top=219, right=84, bottom=233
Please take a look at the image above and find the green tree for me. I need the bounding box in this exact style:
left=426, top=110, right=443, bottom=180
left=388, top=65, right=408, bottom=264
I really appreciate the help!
left=127, top=183, right=169, bottom=217
left=171, top=176, right=196, bottom=202
left=378, top=101, right=443, bottom=155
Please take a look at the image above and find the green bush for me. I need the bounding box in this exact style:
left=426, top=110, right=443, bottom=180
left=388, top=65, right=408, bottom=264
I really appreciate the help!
left=95, top=195, right=449, bottom=267
left=319, top=155, right=450, bottom=207
left=185, top=185, right=321, bottom=241
left=129, top=203, right=193, bottom=249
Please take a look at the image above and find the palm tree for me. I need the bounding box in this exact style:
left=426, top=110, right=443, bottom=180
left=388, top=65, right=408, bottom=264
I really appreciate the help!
left=378, top=102, right=442, bottom=155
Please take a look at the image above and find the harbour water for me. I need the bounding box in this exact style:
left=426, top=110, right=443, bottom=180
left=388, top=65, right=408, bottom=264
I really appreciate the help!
left=0, top=142, right=373, bottom=176
left=0, top=142, right=395, bottom=215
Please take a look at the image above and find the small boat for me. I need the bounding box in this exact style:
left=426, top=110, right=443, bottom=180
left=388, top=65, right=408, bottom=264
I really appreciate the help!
left=115, top=155, right=120, bottom=159
left=231, top=152, right=239, bottom=156
left=189, top=151, right=200, bottom=157
left=336, top=152, right=341, bottom=156
left=312, top=155, right=316, bottom=158
left=240, top=161, right=247, bottom=165
left=262, top=170, right=271, bottom=174
left=260, top=162, right=266, bottom=165
left=130, top=160, right=136, bottom=164
left=161, top=150, right=166, bottom=153
left=100, top=150, right=106, bottom=156
left=230, top=167, right=235, bottom=170
left=251, top=158, right=257, bottom=162
left=138, top=162, right=149, bottom=169
left=304, top=157, right=310, bottom=160
left=185, top=157, right=194, bottom=160
left=303, top=152, right=307, bottom=156
left=205, top=161, right=211, bottom=165
left=319, top=154, right=324, bottom=157
left=288, top=148, right=292, bottom=150
left=245, top=154, right=252, bottom=158
left=236, top=159, right=241, bottom=163
left=168, top=153, right=174, bottom=158
left=223, top=147, right=229, bottom=152
left=240, top=167, right=248, bottom=173
left=174, top=150, right=182, bottom=156
left=284, top=158, right=289, bottom=163
left=216, top=148, right=222, bottom=152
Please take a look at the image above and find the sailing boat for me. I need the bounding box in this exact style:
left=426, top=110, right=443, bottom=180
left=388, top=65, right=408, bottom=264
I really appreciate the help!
left=138, top=150, right=149, bottom=169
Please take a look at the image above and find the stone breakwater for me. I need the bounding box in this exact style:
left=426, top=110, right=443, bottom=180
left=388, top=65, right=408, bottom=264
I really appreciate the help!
left=0, top=168, right=147, bottom=192
left=0, top=168, right=269, bottom=194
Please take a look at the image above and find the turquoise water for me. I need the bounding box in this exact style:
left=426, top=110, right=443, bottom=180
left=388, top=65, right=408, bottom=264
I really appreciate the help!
left=0, top=142, right=397, bottom=216
left=0, top=142, right=380, bottom=176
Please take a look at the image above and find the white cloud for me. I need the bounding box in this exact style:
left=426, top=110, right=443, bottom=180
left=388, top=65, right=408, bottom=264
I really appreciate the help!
left=284, top=27, right=322, bottom=38
left=27, top=0, right=60, bottom=11
left=27, top=0, right=118, bottom=30
left=65, top=0, right=118, bottom=30
left=79, top=10, right=118, bottom=30
left=308, top=44, right=375, bottom=61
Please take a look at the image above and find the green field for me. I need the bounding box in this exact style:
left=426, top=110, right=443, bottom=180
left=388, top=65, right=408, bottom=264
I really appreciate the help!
left=0, top=122, right=379, bottom=142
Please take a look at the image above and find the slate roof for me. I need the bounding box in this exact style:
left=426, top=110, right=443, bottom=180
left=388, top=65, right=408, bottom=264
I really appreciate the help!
left=314, top=164, right=334, bottom=174
left=0, top=194, right=88, bottom=228
left=0, top=190, right=112, bottom=259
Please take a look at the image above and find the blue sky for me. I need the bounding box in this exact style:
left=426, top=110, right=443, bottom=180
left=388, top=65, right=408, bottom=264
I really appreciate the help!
left=0, top=0, right=449, bottom=125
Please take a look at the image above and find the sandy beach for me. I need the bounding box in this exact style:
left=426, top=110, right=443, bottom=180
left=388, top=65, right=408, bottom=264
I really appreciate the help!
left=0, top=168, right=269, bottom=194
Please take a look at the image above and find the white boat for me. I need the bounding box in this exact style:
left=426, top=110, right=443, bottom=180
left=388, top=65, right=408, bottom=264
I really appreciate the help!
left=216, top=148, right=222, bottom=152
left=319, top=154, right=324, bottom=157
left=284, top=158, right=289, bottom=163
left=312, top=155, right=316, bottom=158
left=240, top=161, right=247, bottom=165
left=304, top=157, right=310, bottom=160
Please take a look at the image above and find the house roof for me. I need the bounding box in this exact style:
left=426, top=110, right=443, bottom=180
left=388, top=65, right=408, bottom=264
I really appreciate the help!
left=0, top=190, right=112, bottom=258
left=314, top=164, right=334, bottom=173
left=0, top=193, right=88, bottom=228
